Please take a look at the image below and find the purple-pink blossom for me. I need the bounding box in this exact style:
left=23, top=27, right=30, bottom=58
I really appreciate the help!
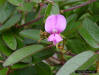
left=45, top=14, right=67, bottom=45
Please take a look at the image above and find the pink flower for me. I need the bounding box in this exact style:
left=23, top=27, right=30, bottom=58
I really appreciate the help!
left=45, top=14, right=67, bottom=45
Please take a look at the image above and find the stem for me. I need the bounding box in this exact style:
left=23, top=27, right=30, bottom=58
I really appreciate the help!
left=0, top=60, right=4, bottom=63
left=0, top=23, right=2, bottom=26
left=6, top=67, right=11, bottom=75
left=96, top=51, right=99, bottom=54
left=65, top=51, right=76, bottom=56
left=16, top=16, right=43, bottom=28
left=47, top=57, right=61, bottom=65
left=16, top=0, right=96, bottom=28
left=62, top=0, right=96, bottom=12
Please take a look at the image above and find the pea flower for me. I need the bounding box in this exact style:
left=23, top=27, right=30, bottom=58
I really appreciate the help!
left=45, top=14, right=67, bottom=45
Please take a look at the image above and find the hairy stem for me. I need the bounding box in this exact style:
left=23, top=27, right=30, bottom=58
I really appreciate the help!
left=16, top=16, right=43, bottom=28
left=62, top=0, right=96, bottom=12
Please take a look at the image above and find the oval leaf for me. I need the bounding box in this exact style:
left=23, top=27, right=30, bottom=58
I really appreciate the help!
left=19, top=29, right=40, bottom=40
left=0, top=12, right=21, bottom=32
left=0, top=38, right=12, bottom=56
left=0, top=3, right=14, bottom=23
left=56, top=51, right=97, bottom=75
left=35, top=62, right=52, bottom=75
left=79, top=27, right=99, bottom=48
left=2, top=32, right=17, bottom=50
left=83, top=18, right=99, bottom=43
left=8, top=0, right=24, bottom=6
left=3, top=45, right=44, bottom=67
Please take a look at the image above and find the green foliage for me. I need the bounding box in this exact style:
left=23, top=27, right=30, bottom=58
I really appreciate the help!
left=0, top=38, right=12, bottom=56
left=0, top=0, right=99, bottom=75
left=0, top=12, right=21, bottom=32
left=3, top=45, right=44, bottom=67
left=0, top=68, right=8, bottom=75
left=10, top=66, right=37, bottom=75
left=56, top=51, right=98, bottom=75
left=35, top=62, right=52, bottom=75
left=0, top=3, right=15, bottom=23
left=2, top=32, right=17, bottom=50
left=19, top=29, right=40, bottom=40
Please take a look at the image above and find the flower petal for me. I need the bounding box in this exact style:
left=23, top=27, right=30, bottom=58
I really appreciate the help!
left=48, top=34, right=63, bottom=45
left=56, top=14, right=67, bottom=32
left=45, top=14, right=66, bottom=33
left=45, top=15, right=56, bottom=33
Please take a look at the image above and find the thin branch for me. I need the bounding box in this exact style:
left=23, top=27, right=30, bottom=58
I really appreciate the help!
left=56, top=51, right=76, bottom=57
left=0, top=23, right=2, bottom=26
left=96, top=51, right=99, bottom=54
left=0, top=60, right=4, bottom=63
left=46, top=57, right=61, bottom=65
left=16, top=16, right=43, bottom=28
left=6, top=67, right=11, bottom=75
left=16, top=0, right=96, bottom=28
left=38, top=3, right=44, bottom=17
left=17, top=3, right=44, bottom=28
left=62, top=0, right=96, bottom=12
left=65, top=51, right=76, bottom=56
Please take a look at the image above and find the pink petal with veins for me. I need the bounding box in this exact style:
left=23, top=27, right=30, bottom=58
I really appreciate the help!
left=48, top=34, right=63, bottom=45
left=45, top=14, right=67, bottom=34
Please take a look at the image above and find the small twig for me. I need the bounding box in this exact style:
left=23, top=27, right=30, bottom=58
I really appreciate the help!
left=65, top=51, right=76, bottom=56
left=46, top=57, right=61, bottom=65
left=0, top=23, right=2, bottom=26
left=16, top=16, right=43, bottom=28
left=56, top=51, right=76, bottom=57
left=37, top=3, right=44, bottom=17
left=0, top=60, right=4, bottom=63
left=6, top=67, right=11, bottom=75
left=82, top=73, right=89, bottom=75
left=61, top=0, right=96, bottom=12
left=45, top=0, right=54, bottom=4
left=96, top=51, right=99, bottom=54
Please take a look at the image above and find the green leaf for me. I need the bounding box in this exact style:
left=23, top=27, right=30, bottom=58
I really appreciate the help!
left=82, top=18, right=99, bottom=43
left=0, top=12, right=21, bottom=32
left=11, top=63, right=30, bottom=69
left=66, top=39, right=88, bottom=54
left=0, top=68, right=8, bottom=75
left=35, top=62, right=52, bottom=75
left=54, top=0, right=65, bottom=2
left=79, top=18, right=99, bottom=48
left=2, top=32, right=17, bottom=50
left=44, top=3, right=59, bottom=21
left=0, top=0, right=6, bottom=7
left=21, top=56, right=32, bottom=63
left=31, top=0, right=42, bottom=3
left=90, top=73, right=99, bottom=75
left=0, top=38, right=12, bottom=56
left=0, top=3, right=15, bottom=23
left=90, top=1, right=99, bottom=15
left=32, top=46, right=55, bottom=63
left=67, top=14, right=78, bottom=23
left=51, top=3, right=59, bottom=14
left=56, top=51, right=97, bottom=75
left=65, top=0, right=80, bottom=3
left=71, top=54, right=98, bottom=75
left=64, top=22, right=81, bottom=36
left=10, top=66, right=37, bottom=75
left=8, top=0, right=24, bottom=6
left=17, top=2, right=33, bottom=12
left=3, top=45, right=44, bottom=67
left=79, top=26, right=99, bottom=48
left=44, top=4, right=52, bottom=21
left=19, top=29, right=40, bottom=40
left=78, top=54, right=98, bottom=70
left=16, top=36, right=24, bottom=49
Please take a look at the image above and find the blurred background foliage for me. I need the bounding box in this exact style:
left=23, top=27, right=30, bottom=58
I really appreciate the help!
left=0, top=0, right=99, bottom=75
